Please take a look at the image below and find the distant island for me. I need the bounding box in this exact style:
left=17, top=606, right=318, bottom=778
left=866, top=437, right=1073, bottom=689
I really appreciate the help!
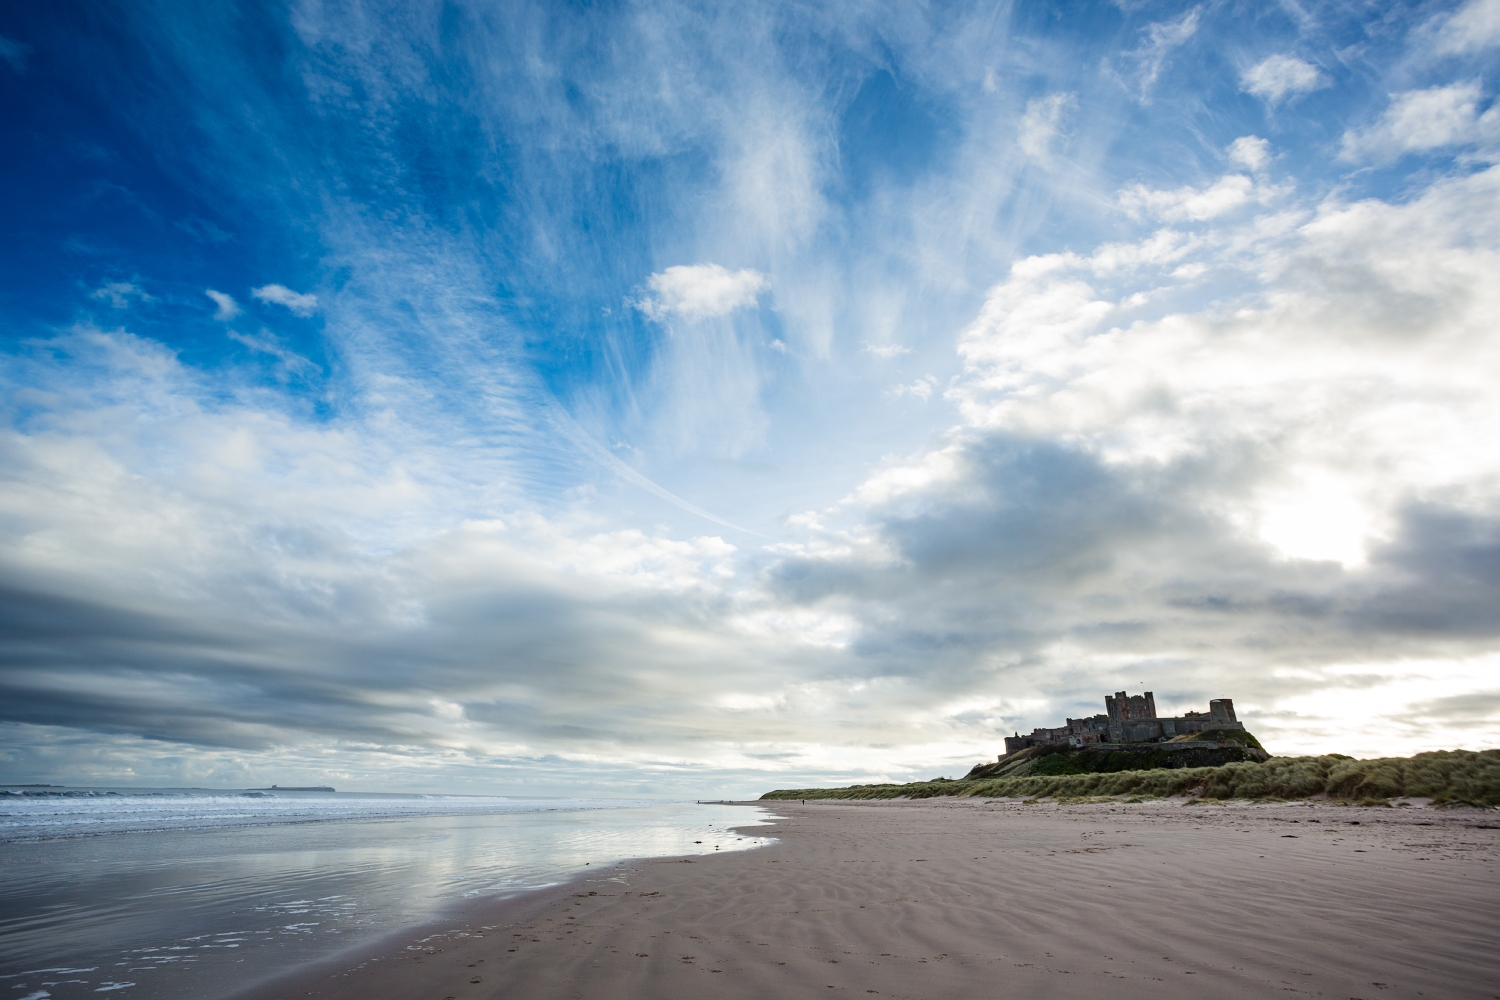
left=763, top=690, right=1500, bottom=807
left=251, top=785, right=336, bottom=792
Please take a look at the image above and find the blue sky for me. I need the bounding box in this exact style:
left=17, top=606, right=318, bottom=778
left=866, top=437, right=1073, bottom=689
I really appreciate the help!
left=2, top=0, right=1498, bottom=796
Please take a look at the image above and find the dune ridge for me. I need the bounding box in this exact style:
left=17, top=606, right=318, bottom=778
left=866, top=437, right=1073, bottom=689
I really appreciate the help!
left=764, top=748, right=1500, bottom=806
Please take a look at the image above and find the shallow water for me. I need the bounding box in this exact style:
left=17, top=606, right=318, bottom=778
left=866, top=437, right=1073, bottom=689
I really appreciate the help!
left=0, top=788, right=772, bottom=1000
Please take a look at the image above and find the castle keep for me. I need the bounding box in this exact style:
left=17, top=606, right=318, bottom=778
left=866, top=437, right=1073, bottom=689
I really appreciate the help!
left=1002, top=691, right=1243, bottom=756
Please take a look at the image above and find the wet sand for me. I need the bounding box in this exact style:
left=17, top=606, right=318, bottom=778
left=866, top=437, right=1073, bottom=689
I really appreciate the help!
left=235, top=798, right=1500, bottom=1000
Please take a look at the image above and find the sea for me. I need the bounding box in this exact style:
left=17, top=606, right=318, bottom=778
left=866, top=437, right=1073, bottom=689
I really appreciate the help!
left=0, top=785, right=774, bottom=1000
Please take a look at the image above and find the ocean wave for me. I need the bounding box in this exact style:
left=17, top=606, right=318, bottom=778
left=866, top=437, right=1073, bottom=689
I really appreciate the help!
left=0, top=791, right=663, bottom=842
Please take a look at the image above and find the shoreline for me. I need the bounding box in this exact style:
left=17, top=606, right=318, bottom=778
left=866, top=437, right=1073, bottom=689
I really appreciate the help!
left=0, top=798, right=774, bottom=1000
left=229, top=797, right=1500, bottom=1000
left=224, top=862, right=602, bottom=1000
left=225, top=804, right=777, bottom=1000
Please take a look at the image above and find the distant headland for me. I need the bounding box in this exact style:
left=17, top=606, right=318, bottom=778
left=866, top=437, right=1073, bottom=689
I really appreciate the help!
left=251, top=785, right=336, bottom=792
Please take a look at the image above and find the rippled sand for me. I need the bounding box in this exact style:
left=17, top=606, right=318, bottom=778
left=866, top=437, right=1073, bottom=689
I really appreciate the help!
left=237, top=798, right=1500, bottom=1000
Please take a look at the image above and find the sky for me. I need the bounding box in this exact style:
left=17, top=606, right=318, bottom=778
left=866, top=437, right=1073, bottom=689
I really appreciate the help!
left=1, top=0, right=1498, bottom=798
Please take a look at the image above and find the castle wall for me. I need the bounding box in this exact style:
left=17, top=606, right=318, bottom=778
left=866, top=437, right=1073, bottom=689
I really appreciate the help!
left=1158, top=716, right=1244, bottom=737
left=1003, top=692, right=1244, bottom=756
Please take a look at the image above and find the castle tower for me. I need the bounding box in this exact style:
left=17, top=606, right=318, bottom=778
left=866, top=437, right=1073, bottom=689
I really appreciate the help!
left=1104, top=690, right=1159, bottom=743
left=1105, top=691, right=1157, bottom=722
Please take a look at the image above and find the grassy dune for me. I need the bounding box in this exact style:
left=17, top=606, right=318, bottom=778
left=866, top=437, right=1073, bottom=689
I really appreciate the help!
left=966, top=729, right=1267, bottom=779
left=762, top=749, right=1500, bottom=807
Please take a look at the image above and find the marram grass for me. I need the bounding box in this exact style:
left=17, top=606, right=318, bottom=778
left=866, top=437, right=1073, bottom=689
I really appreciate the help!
left=761, top=749, right=1500, bottom=807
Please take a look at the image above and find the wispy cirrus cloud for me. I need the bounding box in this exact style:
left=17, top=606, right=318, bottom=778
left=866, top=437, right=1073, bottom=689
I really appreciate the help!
left=226, top=329, right=319, bottom=379
left=4, top=0, right=1500, bottom=794
left=1017, top=93, right=1076, bottom=161
left=886, top=374, right=938, bottom=401
left=1428, top=0, right=1500, bottom=56
left=205, top=289, right=240, bottom=321
left=1121, top=6, right=1201, bottom=100
left=89, top=280, right=153, bottom=308
left=0, top=34, right=30, bottom=74
left=252, top=283, right=319, bottom=316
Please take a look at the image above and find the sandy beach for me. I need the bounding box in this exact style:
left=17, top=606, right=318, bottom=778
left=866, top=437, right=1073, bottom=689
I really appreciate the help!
left=236, top=799, right=1500, bottom=1000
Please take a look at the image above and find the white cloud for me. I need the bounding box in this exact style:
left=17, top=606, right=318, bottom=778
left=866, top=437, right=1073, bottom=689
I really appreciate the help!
left=0, top=327, right=785, bottom=781
left=1017, top=92, right=1076, bottom=161
left=1126, top=7, right=1202, bottom=98
left=720, top=116, right=827, bottom=253
left=950, top=165, right=1500, bottom=567
left=205, top=289, right=241, bottom=321
left=227, top=329, right=319, bottom=378
left=887, top=374, right=938, bottom=401
left=542, top=526, right=738, bottom=591
left=1430, top=0, right=1500, bottom=55
left=1118, top=173, right=1255, bottom=221
left=847, top=442, right=966, bottom=508
left=1241, top=54, right=1327, bottom=104
left=89, top=281, right=152, bottom=309
left=634, top=264, right=769, bottom=321
left=1227, top=135, right=1271, bottom=173
left=13, top=2, right=1500, bottom=790
left=863, top=343, right=912, bottom=358
left=1341, top=82, right=1499, bottom=161
left=1088, top=229, right=1200, bottom=272
left=252, top=283, right=319, bottom=316
left=741, top=163, right=1500, bottom=763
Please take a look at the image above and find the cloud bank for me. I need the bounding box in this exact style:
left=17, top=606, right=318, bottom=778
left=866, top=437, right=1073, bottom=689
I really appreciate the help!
left=1, top=0, right=1497, bottom=796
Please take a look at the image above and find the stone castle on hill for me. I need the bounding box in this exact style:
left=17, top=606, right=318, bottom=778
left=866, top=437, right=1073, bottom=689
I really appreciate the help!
left=1002, top=691, right=1244, bottom=756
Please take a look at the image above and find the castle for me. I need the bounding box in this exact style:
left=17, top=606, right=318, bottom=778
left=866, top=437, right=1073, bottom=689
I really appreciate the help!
left=1002, top=691, right=1243, bottom=756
